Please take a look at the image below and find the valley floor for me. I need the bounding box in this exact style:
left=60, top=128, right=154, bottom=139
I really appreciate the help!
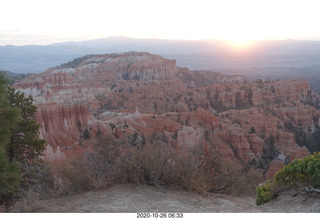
left=13, top=183, right=320, bottom=213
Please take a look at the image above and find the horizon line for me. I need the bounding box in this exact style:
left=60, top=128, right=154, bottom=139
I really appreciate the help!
left=2, top=35, right=320, bottom=47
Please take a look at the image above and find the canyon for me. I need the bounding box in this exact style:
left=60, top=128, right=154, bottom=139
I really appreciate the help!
left=13, top=51, right=320, bottom=179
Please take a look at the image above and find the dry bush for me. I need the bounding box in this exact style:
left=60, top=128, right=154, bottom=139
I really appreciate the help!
left=169, top=146, right=217, bottom=195
left=59, top=136, right=127, bottom=192
left=8, top=190, right=43, bottom=212
left=8, top=161, right=57, bottom=212
left=59, top=158, right=93, bottom=193
left=244, top=166, right=265, bottom=196
left=117, top=141, right=217, bottom=196
left=8, top=134, right=264, bottom=212
left=20, top=161, right=56, bottom=197
left=60, top=135, right=218, bottom=196
left=120, top=142, right=176, bottom=186
left=84, top=136, right=125, bottom=187
left=57, top=134, right=264, bottom=197
left=211, top=157, right=264, bottom=196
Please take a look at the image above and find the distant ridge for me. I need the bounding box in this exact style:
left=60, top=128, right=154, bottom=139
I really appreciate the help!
left=1, top=70, right=26, bottom=85
left=1, top=37, right=320, bottom=92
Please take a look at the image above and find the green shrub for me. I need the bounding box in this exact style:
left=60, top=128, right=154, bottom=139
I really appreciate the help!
left=256, top=152, right=320, bottom=205
left=274, top=152, right=320, bottom=188
left=256, top=180, right=275, bottom=205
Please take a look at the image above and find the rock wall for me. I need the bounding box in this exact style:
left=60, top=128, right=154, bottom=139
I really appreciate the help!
left=35, top=103, right=93, bottom=147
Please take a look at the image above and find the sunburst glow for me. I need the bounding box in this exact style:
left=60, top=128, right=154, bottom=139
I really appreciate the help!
left=229, top=38, right=252, bottom=48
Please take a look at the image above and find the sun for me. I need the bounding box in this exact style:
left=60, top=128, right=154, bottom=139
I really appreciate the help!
left=228, top=37, right=252, bottom=48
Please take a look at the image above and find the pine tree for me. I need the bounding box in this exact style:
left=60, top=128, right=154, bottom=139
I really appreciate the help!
left=250, top=126, right=256, bottom=134
left=0, top=148, right=21, bottom=203
left=7, top=87, right=46, bottom=164
left=0, top=74, right=20, bottom=148
left=83, top=128, right=90, bottom=140
left=0, top=72, right=21, bottom=205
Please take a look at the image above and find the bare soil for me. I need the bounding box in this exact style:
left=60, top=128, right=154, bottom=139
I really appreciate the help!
left=13, top=183, right=320, bottom=213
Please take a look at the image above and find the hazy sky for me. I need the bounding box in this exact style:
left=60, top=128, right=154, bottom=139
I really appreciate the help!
left=1, top=0, right=320, bottom=46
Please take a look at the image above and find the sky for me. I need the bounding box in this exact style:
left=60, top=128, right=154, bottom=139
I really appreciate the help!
left=1, top=0, right=320, bottom=46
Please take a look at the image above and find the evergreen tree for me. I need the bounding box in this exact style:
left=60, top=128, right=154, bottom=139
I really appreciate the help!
left=249, top=126, right=256, bottom=134
left=268, top=134, right=275, bottom=148
left=7, top=87, right=46, bottom=164
left=0, top=72, right=21, bottom=205
left=109, top=123, right=116, bottom=133
left=263, top=134, right=278, bottom=161
left=0, top=74, right=20, bottom=147
left=83, top=128, right=90, bottom=140
left=0, top=148, right=21, bottom=204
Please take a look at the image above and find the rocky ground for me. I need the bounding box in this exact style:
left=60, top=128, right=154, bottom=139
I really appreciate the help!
left=11, top=183, right=320, bottom=213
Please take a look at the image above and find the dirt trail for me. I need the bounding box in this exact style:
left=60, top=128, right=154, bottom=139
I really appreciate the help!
left=19, top=184, right=320, bottom=213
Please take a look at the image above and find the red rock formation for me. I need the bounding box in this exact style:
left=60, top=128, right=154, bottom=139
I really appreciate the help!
left=248, top=134, right=264, bottom=156
left=12, top=52, right=320, bottom=180
left=274, top=103, right=320, bottom=133
left=213, top=124, right=256, bottom=162
left=35, top=103, right=93, bottom=147
left=177, top=126, right=203, bottom=149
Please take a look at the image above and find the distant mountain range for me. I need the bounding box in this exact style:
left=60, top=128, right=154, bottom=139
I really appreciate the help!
left=1, top=37, right=320, bottom=92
